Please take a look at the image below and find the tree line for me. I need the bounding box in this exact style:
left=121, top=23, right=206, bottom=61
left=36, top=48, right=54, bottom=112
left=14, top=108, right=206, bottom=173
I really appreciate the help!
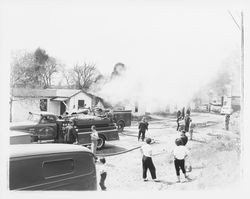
left=10, top=47, right=126, bottom=91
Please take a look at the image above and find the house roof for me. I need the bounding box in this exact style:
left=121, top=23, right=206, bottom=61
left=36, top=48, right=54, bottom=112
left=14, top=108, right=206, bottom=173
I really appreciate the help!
left=12, top=88, right=92, bottom=98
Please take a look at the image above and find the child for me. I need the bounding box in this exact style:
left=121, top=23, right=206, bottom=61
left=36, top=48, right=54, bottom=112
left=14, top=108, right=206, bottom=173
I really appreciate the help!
left=90, top=125, right=99, bottom=157
left=99, top=157, right=107, bottom=190
left=172, top=138, right=189, bottom=183
left=140, top=138, right=159, bottom=182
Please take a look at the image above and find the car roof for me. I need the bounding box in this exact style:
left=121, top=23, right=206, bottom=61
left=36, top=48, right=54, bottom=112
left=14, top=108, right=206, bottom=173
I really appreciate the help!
left=10, top=144, right=92, bottom=158
left=10, top=131, right=31, bottom=137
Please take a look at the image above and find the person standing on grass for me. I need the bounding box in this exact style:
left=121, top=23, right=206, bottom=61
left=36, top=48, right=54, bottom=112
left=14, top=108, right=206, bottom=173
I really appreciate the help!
left=138, top=117, right=149, bottom=141
left=184, top=114, right=192, bottom=132
left=99, top=157, right=107, bottom=191
left=181, top=107, right=185, bottom=119
left=172, top=138, right=189, bottom=183
left=140, top=138, right=159, bottom=182
left=186, top=107, right=191, bottom=116
left=90, top=125, right=99, bottom=157
left=225, top=114, right=230, bottom=131
left=176, top=110, right=182, bottom=131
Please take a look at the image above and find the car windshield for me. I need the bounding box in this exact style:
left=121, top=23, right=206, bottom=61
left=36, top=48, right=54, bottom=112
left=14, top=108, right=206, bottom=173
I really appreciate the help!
left=27, top=114, right=41, bottom=122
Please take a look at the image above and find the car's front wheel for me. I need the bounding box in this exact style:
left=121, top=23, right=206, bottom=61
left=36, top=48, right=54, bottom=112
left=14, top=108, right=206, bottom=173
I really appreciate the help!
left=117, top=121, right=125, bottom=132
left=97, top=135, right=105, bottom=150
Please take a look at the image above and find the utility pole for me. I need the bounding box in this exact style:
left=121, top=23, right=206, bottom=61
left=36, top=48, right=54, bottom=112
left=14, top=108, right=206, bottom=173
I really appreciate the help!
left=228, top=10, right=244, bottom=134
left=241, top=11, right=244, bottom=115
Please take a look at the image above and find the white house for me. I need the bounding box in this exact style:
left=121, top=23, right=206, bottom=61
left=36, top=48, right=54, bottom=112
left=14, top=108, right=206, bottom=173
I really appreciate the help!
left=11, top=88, right=104, bottom=122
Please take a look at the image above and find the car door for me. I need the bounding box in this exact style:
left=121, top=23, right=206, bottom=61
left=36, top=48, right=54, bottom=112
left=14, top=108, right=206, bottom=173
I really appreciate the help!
left=36, top=115, right=58, bottom=141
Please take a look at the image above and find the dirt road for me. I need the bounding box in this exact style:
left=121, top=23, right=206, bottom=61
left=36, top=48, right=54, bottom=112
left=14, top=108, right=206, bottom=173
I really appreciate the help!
left=95, top=112, right=240, bottom=190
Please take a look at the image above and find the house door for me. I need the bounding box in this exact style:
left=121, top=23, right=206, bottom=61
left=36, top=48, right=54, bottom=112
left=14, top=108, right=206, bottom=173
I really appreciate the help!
left=60, top=101, right=66, bottom=115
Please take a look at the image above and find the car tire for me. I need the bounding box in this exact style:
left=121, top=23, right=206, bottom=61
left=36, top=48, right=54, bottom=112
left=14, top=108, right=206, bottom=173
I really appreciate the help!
left=97, top=135, right=105, bottom=150
left=117, top=121, right=125, bottom=132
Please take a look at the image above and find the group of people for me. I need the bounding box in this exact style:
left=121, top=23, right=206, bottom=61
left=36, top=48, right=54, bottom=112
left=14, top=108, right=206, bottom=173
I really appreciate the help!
left=138, top=114, right=191, bottom=183
left=64, top=112, right=192, bottom=189
left=63, top=120, right=99, bottom=155
left=140, top=130, right=190, bottom=183
left=176, top=107, right=192, bottom=132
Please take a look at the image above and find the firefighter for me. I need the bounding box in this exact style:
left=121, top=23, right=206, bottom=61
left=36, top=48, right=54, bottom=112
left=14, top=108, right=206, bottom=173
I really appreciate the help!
left=64, top=120, right=79, bottom=144
left=138, top=117, right=149, bottom=142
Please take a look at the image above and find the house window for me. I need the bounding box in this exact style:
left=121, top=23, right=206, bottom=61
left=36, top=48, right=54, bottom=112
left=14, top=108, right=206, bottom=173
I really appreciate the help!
left=78, top=100, right=85, bottom=109
left=40, top=99, right=47, bottom=111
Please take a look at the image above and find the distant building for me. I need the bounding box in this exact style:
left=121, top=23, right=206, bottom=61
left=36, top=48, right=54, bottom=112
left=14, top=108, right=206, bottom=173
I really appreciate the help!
left=11, top=88, right=104, bottom=122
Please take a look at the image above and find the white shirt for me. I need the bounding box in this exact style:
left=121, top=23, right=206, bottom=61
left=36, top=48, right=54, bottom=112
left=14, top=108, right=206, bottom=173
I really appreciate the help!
left=141, top=144, right=153, bottom=157
left=173, top=145, right=189, bottom=160
left=99, top=164, right=107, bottom=174
left=91, top=130, right=99, bottom=141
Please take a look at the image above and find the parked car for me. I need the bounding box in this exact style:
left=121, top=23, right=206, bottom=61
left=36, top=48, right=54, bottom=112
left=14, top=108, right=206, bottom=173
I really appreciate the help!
left=210, top=104, right=222, bottom=113
left=9, top=144, right=97, bottom=190
left=10, top=131, right=32, bottom=145
left=220, top=106, right=233, bottom=115
left=10, top=111, right=119, bottom=149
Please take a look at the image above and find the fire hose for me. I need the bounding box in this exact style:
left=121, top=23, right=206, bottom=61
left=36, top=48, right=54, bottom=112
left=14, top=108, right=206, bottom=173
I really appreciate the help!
left=96, top=131, right=158, bottom=157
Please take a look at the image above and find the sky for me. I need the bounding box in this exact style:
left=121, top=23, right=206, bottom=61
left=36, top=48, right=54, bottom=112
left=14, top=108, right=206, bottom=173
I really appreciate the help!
left=0, top=0, right=245, bottom=111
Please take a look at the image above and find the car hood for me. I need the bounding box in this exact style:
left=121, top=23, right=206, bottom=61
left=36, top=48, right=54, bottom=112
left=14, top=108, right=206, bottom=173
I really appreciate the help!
left=10, top=121, right=37, bottom=130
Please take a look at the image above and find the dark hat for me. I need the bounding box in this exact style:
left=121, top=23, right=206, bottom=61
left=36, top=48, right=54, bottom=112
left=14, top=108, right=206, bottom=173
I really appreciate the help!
left=175, top=138, right=183, bottom=146
left=146, top=138, right=152, bottom=144
left=100, top=157, right=106, bottom=164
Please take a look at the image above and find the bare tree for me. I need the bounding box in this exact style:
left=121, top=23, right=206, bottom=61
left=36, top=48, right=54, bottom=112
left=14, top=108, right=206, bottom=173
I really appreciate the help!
left=10, top=51, right=36, bottom=88
left=38, top=57, right=58, bottom=88
left=34, top=48, right=58, bottom=88
left=62, top=68, right=75, bottom=88
left=72, top=63, right=98, bottom=90
left=10, top=48, right=59, bottom=89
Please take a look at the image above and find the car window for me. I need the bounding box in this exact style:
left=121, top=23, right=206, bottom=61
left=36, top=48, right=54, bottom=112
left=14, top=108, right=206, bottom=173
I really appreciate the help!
left=42, top=159, right=74, bottom=178
left=40, top=115, right=56, bottom=124
left=28, top=114, right=41, bottom=122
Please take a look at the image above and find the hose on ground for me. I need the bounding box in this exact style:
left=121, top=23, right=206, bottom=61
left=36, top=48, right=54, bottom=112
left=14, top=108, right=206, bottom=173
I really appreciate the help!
left=96, top=146, right=141, bottom=157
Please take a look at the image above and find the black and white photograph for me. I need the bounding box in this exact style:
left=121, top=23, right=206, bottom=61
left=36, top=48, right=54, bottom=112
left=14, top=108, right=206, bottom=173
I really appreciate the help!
left=0, top=0, right=249, bottom=198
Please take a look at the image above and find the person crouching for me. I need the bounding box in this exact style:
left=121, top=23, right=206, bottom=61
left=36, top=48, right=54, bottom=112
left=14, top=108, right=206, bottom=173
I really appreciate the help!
left=172, top=138, right=189, bottom=183
left=140, top=138, right=159, bottom=182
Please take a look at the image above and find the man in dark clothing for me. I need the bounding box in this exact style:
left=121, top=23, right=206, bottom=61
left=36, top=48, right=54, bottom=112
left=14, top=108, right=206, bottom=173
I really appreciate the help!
left=180, top=131, right=188, bottom=146
left=225, top=114, right=230, bottom=131
left=64, top=121, right=79, bottom=144
left=138, top=117, right=149, bottom=141
left=176, top=110, right=182, bottom=131
left=184, top=114, right=192, bottom=132
left=181, top=107, right=185, bottom=119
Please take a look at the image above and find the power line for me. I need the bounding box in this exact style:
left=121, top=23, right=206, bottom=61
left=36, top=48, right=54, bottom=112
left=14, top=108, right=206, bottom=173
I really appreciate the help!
left=228, top=10, right=241, bottom=30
